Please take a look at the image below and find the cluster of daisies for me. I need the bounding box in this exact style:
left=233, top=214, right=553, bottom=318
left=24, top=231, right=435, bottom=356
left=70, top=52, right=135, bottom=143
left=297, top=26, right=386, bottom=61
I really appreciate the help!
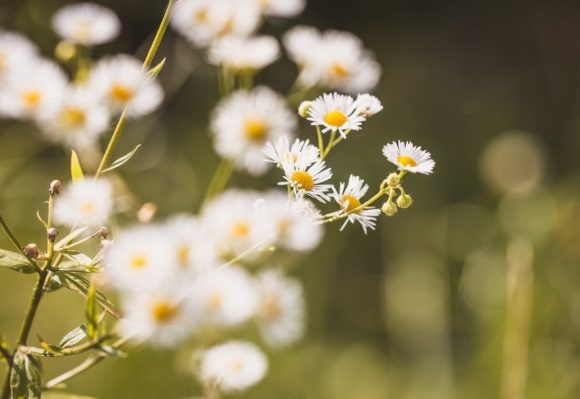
left=1, top=0, right=436, bottom=395
left=0, top=3, right=163, bottom=150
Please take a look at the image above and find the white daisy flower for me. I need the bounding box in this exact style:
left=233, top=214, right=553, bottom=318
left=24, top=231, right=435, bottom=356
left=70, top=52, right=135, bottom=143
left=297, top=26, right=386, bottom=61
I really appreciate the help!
left=118, top=287, right=197, bottom=348
left=51, top=2, right=121, bottom=46
left=0, top=59, right=67, bottom=120
left=283, top=26, right=381, bottom=94
left=210, top=86, right=297, bottom=176
left=170, top=0, right=260, bottom=48
left=280, top=157, right=333, bottom=203
left=191, top=266, right=259, bottom=327
left=0, top=31, right=38, bottom=86
left=200, top=189, right=278, bottom=262
left=382, top=141, right=435, bottom=175
left=254, top=269, right=305, bottom=348
left=104, top=224, right=177, bottom=292
left=208, top=35, right=280, bottom=72
left=53, top=178, right=113, bottom=228
left=307, top=92, right=366, bottom=138
left=262, top=135, right=319, bottom=169
left=353, top=93, right=383, bottom=117
left=252, top=0, right=305, bottom=17
left=261, top=190, right=323, bottom=252
left=88, top=54, right=164, bottom=117
left=37, top=85, right=111, bottom=150
left=331, top=175, right=381, bottom=234
left=198, top=340, right=268, bottom=392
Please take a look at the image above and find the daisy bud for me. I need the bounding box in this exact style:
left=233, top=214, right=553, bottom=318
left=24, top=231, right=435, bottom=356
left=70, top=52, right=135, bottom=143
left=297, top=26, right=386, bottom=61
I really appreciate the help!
left=385, top=173, right=400, bottom=188
left=49, top=180, right=62, bottom=196
left=54, top=41, right=77, bottom=63
left=23, top=243, right=39, bottom=259
left=396, top=193, right=413, bottom=209
left=382, top=201, right=398, bottom=217
left=298, top=101, right=312, bottom=118
left=99, top=226, right=109, bottom=239
left=47, top=227, right=59, bottom=242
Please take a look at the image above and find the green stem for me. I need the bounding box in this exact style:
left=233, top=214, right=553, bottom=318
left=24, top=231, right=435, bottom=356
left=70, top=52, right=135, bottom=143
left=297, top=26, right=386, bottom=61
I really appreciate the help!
left=0, top=211, right=40, bottom=273
left=316, top=126, right=324, bottom=158
left=96, top=0, right=174, bottom=176
left=21, top=335, right=113, bottom=358
left=319, top=187, right=390, bottom=225
left=201, top=159, right=235, bottom=209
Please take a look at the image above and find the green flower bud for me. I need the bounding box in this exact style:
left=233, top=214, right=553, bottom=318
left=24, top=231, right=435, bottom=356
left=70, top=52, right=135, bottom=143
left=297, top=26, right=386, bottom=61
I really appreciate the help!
left=382, top=201, right=398, bottom=217
left=396, top=193, right=413, bottom=209
left=298, top=101, right=312, bottom=118
left=386, top=173, right=400, bottom=188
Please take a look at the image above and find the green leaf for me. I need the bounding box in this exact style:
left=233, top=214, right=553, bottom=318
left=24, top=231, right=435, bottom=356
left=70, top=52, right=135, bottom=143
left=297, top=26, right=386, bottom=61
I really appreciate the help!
left=101, top=144, right=141, bottom=173
left=43, top=393, right=101, bottom=399
left=70, top=150, right=84, bottom=182
left=10, top=351, right=42, bottom=399
left=0, top=249, right=37, bottom=274
left=85, top=280, right=98, bottom=341
left=96, top=345, right=127, bottom=358
left=54, top=226, right=89, bottom=251
left=60, top=250, right=93, bottom=267
left=58, top=273, right=121, bottom=319
left=147, top=58, right=166, bottom=80
left=37, top=335, right=63, bottom=356
left=36, top=211, right=48, bottom=229
left=58, top=325, right=87, bottom=349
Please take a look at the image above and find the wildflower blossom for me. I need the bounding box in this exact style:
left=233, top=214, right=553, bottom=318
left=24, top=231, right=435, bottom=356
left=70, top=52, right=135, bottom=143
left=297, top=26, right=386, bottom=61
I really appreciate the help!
left=198, top=340, right=268, bottom=392
left=53, top=178, right=113, bottom=228
left=210, top=87, right=297, bottom=176
left=208, top=35, right=280, bottom=72
left=254, top=269, right=305, bottom=348
left=331, top=175, right=381, bottom=233
left=353, top=93, right=383, bottom=117
left=252, top=0, right=305, bottom=18
left=307, top=92, right=365, bottom=138
left=382, top=141, right=435, bottom=175
left=88, top=54, right=164, bottom=117
left=262, top=135, right=319, bottom=169
left=0, top=31, right=38, bottom=86
left=280, top=158, right=333, bottom=203
left=51, top=2, right=121, bottom=46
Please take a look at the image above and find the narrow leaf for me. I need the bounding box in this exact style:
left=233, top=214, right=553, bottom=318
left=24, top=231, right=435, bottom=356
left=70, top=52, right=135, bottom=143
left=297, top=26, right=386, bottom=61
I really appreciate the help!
left=60, top=250, right=93, bottom=267
left=10, top=351, right=42, bottom=399
left=101, top=144, right=141, bottom=173
left=147, top=58, right=166, bottom=80
left=37, top=335, right=63, bottom=356
left=0, top=249, right=37, bottom=274
left=43, top=393, right=101, bottom=399
left=85, top=280, right=98, bottom=341
left=70, top=150, right=84, bottom=182
left=36, top=211, right=48, bottom=228
left=58, top=325, right=87, bottom=349
left=96, top=345, right=127, bottom=358
left=54, top=226, right=89, bottom=251
left=58, top=273, right=121, bottom=319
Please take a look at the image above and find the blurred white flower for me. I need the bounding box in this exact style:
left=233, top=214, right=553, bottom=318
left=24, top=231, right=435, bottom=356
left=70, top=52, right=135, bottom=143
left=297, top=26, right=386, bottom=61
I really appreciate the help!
left=198, top=340, right=268, bottom=392
left=280, top=158, right=333, bottom=203
left=210, top=86, right=297, bottom=176
left=252, top=0, right=305, bottom=18
left=119, top=287, right=197, bottom=348
left=0, top=31, right=38, bottom=86
left=0, top=59, right=67, bottom=120
left=262, top=135, right=319, bottom=169
left=254, top=269, right=305, bottom=348
left=382, top=141, right=435, bottom=175
left=353, top=93, right=383, bottom=117
left=284, top=26, right=381, bottom=94
left=307, top=92, right=366, bottom=138
left=191, top=266, right=259, bottom=326
left=331, top=175, right=381, bottom=233
left=53, top=178, right=113, bottom=228
left=170, top=0, right=260, bottom=48
left=208, top=35, right=280, bottom=72
left=51, top=2, right=121, bottom=46
left=37, top=85, right=111, bottom=150
left=89, top=54, right=164, bottom=117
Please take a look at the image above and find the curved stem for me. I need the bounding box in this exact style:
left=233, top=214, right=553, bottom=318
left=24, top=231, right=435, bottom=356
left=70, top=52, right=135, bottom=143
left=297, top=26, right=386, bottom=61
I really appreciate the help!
left=201, top=159, right=235, bottom=209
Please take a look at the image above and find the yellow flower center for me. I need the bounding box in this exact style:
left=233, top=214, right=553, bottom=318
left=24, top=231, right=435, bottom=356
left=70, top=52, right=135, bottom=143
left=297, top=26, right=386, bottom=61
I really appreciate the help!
left=195, top=9, right=208, bottom=22
left=397, top=155, right=418, bottom=167
left=340, top=194, right=362, bottom=214
left=232, top=222, right=250, bottom=237
left=208, top=293, right=222, bottom=309
left=177, top=245, right=189, bottom=266
left=230, top=359, right=243, bottom=371
left=323, top=110, right=348, bottom=128
left=22, top=90, right=41, bottom=108
left=262, top=295, right=282, bottom=320
left=243, top=118, right=268, bottom=141
left=59, top=107, right=86, bottom=128
left=151, top=301, right=176, bottom=323
left=130, top=255, right=147, bottom=269
left=73, top=22, right=92, bottom=42
left=278, top=218, right=290, bottom=235
left=291, top=171, right=314, bottom=191
left=82, top=201, right=95, bottom=215
left=110, top=84, right=133, bottom=102
left=330, top=63, right=350, bottom=77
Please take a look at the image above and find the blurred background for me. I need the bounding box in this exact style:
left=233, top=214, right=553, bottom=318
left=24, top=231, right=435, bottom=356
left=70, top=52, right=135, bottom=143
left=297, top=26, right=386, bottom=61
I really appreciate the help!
left=1, top=0, right=580, bottom=398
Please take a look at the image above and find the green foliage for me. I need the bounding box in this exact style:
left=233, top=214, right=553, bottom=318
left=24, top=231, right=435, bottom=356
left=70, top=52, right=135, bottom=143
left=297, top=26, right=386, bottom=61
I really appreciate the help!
left=0, top=249, right=37, bottom=274
left=57, top=272, right=121, bottom=319
left=10, top=352, right=42, bottom=399
left=101, top=144, right=141, bottom=174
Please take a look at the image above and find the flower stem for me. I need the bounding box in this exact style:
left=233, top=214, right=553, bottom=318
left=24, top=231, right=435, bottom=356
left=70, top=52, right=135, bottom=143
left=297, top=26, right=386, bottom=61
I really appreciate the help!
left=201, top=158, right=235, bottom=209
left=0, top=211, right=40, bottom=273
